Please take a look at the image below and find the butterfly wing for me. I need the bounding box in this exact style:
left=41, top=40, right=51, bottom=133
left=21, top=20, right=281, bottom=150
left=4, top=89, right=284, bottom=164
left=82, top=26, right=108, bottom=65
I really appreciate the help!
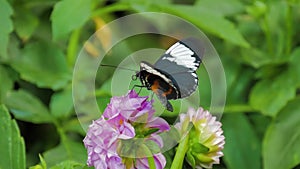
left=156, top=89, right=173, bottom=112
left=154, top=38, right=204, bottom=98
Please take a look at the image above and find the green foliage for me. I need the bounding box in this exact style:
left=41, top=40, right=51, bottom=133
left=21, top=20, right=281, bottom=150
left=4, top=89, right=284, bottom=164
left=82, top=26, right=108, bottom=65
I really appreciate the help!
left=4, top=90, right=53, bottom=123
left=14, top=6, right=39, bottom=42
left=0, top=65, right=14, bottom=102
left=0, top=105, right=26, bottom=169
left=222, top=114, right=261, bottom=169
left=162, top=5, right=250, bottom=48
left=50, top=86, right=73, bottom=119
left=1, top=0, right=300, bottom=168
left=51, top=0, right=92, bottom=40
left=29, top=154, right=47, bottom=169
left=0, top=0, right=13, bottom=59
left=263, top=97, right=300, bottom=169
left=43, top=140, right=86, bottom=167
left=249, top=71, right=296, bottom=117
left=10, top=42, right=71, bottom=90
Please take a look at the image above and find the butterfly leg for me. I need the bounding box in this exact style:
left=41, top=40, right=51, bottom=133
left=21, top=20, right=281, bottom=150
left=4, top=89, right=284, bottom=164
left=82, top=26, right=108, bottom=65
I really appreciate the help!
left=131, top=85, right=145, bottom=94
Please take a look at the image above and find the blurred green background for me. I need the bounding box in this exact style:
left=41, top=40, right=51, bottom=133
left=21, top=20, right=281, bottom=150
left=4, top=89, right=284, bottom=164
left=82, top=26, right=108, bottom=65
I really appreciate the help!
left=1, top=0, right=300, bottom=169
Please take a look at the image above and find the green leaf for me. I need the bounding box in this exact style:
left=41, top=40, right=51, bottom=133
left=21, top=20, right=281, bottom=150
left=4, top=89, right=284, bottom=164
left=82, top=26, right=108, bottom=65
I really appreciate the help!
left=10, top=42, right=71, bottom=90
left=163, top=149, right=175, bottom=169
left=43, top=140, right=86, bottom=167
left=241, top=48, right=274, bottom=68
left=50, top=86, right=73, bottom=119
left=29, top=165, right=44, bottom=169
left=0, top=65, right=14, bottom=103
left=263, top=1, right=287, bottom=57
left=195, top=0, right=244, bottom=16
left=62, top=118, right=85, bottom=136
left=263, top=97, right=300, bottom=169
left=51, top=0, right=91, bottom=40
left=248, top=113, right=271, bottom=141
left=50, top=160, right=85, bottom=169
left=126, top=0, right=171, bottom=12
left=250, top=48, right=300, bottom=117
left=162, top=5, right=250, bottom=48
left=0, top=0, right=13, bottom=59
left=221, top=54, right=255, bottom=106
left=29, top=154, right=47, bottom=169
left=143, top=128, right=159, bottom=136
left=222, top=114, right=261, bottom=169
left=14, top=7, right=39, bottom=42
left=191, top=143, right=209, bottom=154
left=246, top=1, right=267, bottom=18
left=289, top=48, right=300, bottom=87
left=39, top=154, right=47, bottom=169
left=0, top=105, right=26, bottom=169
left=4, top=90, right=53, bottom=123
left=186, top=151, right=196, bottom=169
left=249, top=70, right=296, bottom=117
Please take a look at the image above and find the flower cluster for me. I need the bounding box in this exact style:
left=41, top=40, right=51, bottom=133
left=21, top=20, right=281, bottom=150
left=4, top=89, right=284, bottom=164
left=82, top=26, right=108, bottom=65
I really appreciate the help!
left=83, top=90, right=225, bottom=169
left=83, top=90, right=170, bottom=169
left=174, top=107, right=225, bottom=169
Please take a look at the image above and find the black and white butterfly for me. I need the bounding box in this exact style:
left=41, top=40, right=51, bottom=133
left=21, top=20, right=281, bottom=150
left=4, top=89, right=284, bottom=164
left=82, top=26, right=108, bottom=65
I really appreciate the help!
left=135, top=38, right=204, bottom=112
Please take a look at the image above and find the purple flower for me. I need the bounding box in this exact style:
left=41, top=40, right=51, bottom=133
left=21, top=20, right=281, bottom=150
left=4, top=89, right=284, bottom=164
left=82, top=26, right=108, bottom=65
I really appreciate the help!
left=83, top=90, right=170, bottom=169
left=103, top=90, right=155, bottom=122
left=83, top=117, right=130, bottom=169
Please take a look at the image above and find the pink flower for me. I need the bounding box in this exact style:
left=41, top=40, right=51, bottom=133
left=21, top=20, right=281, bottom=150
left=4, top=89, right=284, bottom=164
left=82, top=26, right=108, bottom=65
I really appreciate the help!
left=83, top=90, right=169, bottom=169
left=175, top=107, right=225, bottom=169
left=83, top=117, right=130, bottom=169
left=103, top=90, right=155, bottom=122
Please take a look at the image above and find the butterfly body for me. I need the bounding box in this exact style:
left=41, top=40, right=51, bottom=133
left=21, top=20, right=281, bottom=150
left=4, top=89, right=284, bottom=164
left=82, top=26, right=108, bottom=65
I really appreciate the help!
left=138, top=61, right=180, bottom=96
left=136, top=38, right=204, bottom=112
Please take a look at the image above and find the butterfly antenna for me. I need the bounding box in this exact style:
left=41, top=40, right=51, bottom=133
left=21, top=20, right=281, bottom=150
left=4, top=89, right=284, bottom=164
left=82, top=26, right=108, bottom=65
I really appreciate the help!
left=100, top=64, right=137, bottom=72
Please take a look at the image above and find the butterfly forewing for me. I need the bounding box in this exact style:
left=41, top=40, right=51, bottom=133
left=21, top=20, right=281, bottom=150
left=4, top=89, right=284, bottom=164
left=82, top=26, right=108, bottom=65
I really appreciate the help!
left=138, top=38, right=204, bottom=111
left=154, top=38, right=204, bottom=98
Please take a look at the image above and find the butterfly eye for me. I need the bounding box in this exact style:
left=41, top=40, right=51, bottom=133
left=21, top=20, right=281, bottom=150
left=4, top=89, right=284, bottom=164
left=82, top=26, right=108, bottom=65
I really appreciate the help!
left=132, top=74, right=138, bottom=81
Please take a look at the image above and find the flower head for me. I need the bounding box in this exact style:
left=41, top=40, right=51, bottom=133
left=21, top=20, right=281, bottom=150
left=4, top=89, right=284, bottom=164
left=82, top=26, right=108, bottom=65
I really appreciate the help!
left=103, top=90, right=155, bottom=122
left=83, top=90, right=169, bottom=169
left=83, top=117, right=129, bottom=169
left=175, top=107, right=225, bottom=169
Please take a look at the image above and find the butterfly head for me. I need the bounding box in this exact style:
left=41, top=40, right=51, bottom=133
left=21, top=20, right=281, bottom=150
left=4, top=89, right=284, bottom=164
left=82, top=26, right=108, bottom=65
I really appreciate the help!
left=132, top=71, right=141, bottom=81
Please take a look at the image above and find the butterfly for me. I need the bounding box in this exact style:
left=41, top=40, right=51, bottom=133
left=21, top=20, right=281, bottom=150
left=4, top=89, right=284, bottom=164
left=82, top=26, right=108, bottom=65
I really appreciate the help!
left=135, top=38, right=204, bottom=112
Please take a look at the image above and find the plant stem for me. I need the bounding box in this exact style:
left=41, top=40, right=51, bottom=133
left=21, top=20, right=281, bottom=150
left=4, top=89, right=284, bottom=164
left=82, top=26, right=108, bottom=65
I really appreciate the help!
left=147, top=156, right=156, bottom=169
left=142, top=144, right=156, bottom=169
left=53, top=119, right=72, bottom=159
left=67, top=28, right=81, bottom=67
left=91, top=3, right=130, bottom=18
left=285, top=3, right=293, bottom=56
left=170, top=134, right=189, bottom=169
left=262, top=16, right=273, bottom=55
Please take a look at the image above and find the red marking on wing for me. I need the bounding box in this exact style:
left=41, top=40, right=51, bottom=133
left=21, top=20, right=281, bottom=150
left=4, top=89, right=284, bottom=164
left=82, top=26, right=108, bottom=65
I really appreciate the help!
left=151, top=80, right=173, bottom=97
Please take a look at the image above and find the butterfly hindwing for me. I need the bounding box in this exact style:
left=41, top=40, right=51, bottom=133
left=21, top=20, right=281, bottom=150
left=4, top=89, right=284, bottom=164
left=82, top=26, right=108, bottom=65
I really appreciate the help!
left=156, top=89, right=174, bottom=112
